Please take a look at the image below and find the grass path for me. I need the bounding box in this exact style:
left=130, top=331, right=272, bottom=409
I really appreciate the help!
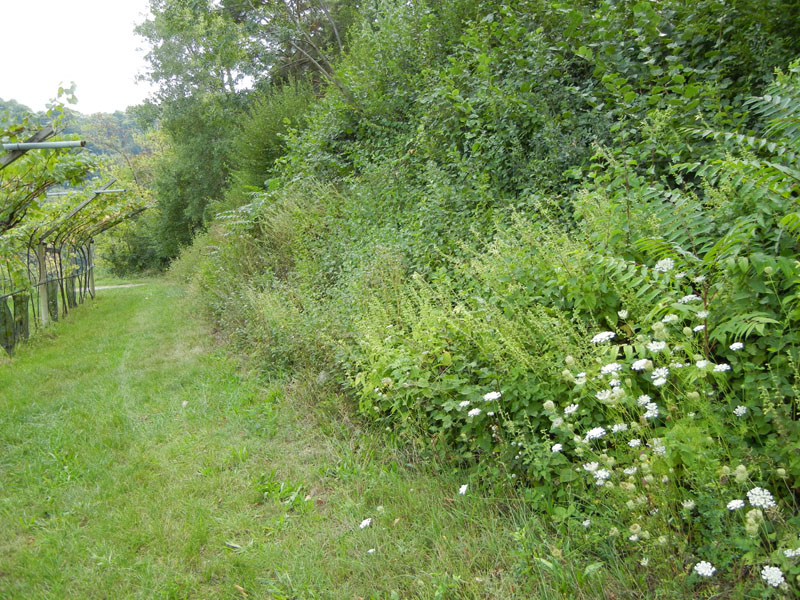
left=0, top=280, right=548, bottom=599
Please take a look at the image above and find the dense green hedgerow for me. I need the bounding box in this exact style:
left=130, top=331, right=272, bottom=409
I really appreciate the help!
left=169, top=0, right=800, bottom=595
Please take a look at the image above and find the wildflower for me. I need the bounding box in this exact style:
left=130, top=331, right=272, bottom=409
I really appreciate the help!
left=678, top=294, right=700, bottom=304
left=727, top=499, right=745, bottom=511
left=631, top=359, right=651, bottom=371
left=647, top=340, right=667, bottom=352
left=601, top=362, right=623, bottom=375
left=467, top=408, right=482, bottom=417
left=591, top=331, right=616, bottom=344
left=661, top=314, right=679, bottom=323
left=730, top=342, right=744, bottom=351
left=618, top=310, right=629, bottom=319
left=747, top=487, right=776, bottom=509
left=594, top=469, right=611, bottom=484
left=459, top=400, right=471, bottom=408
left=367, top=548, right=376, bottom=554
left=637, top=395, right=652, bottom=407
left=733, top=405, right=747, bottom=417
left=628, top=438, right=642, bottom=449
left=640, top=557, right=649, bottom=567
left=360, top=518, right=372, bottom=529
left=612, top=423, right=628, bottom=433
left=652, top=378, right=667, bottom=387
left=761, top=566, right=785, bottom=588
left=783, top=548, right=800, bottom=558
left=609, top=527, right=620, bottom=537
left=543, top=400, right=556, bottom=412
left=644, top=403, right=659, bottom=419
left=682, top=499, right=696, bottom=510
left=624, top=466, right=638, bottom=475
left=458, top=484, right=468, bottom=495
left=695, top=360, right=709, bottom=369
left=609, top=378, right=621, bottom=388
left=653, top=258, right=674, bottom=272
left=697, top=311, right=708, bottom=319
left=694, top=561, right=716, bottom=577
left=583, top=462, right=599, bottom=472
left=713, top=363, right=731, bottom=372
left=652, top=444, right=666, bottom=456
left=582, top=519, right=591, bottom=528
left=693, top=275, right=706, bottom=283
left=552, top=417, right=564, bottom=427
left=693, top=325, right=705, bottom=332
left=674, top=271, right=686, bottom=279
left=551, top=443, right=563, bottom=453
left=734, top=465, right=748, bottom=483
left=564, top=404, right=579, bottom=415
left=652, top=367, right=669, bottom=380
left=584, top=427, right=607, bottom=442
left=487, top=411, right=495, bottom=416
left=596, top=389, right=612, bottom=401
left=745, top=509, right=764, bottom=537
left=483, top=391, right=501, bottom=402
left=629, top=534, right=640, bottom=542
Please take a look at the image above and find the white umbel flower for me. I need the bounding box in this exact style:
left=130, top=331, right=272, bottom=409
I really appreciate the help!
left=729, top=342, right=744, bottom=351
left=467, top=408, right=482, bottom=417
left=631, top=359, right=652, bottom=371
left=458, top=484, right=468, bottom=495
left=760, top=565, right=784, bottom=587
left=590, top=331, right=616, bottom=344
left=653, top=258, right=674, bottom=273
left=713, top=363, right=731, bottom=372
left=360, top=518, right=372, bottom=529
left=647, top=341, right=667, bottom=352
left=727, top=499, right=745, bottom=510
left=584, top=427, right=607, bottom=442
left=694, top=561, right=716, bottom=577
left=678, top=294, right=700, bottom=304
left=564, top=403, right=579, bottom=415
left=483, top=391, right=501, bottom=402
left=601, top=362, right=623, bottom=375
left=551, top=443, right=563, bottom=453
left=747, top=487, right=776, bottom=509
left=733, top=405, right=747, bottom=417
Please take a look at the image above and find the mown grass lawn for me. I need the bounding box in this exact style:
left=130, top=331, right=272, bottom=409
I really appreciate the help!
left=0, top=280, right=585, bottom=600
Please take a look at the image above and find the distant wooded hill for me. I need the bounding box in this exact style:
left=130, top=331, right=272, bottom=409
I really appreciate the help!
left=0, top=97, right=144, bottom=157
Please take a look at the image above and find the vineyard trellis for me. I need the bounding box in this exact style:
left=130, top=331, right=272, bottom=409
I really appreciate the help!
left=1, top=117, right=148, bottom=355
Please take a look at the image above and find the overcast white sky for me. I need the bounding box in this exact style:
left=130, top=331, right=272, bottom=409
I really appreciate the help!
left=0, top=0, right=155, bottom=114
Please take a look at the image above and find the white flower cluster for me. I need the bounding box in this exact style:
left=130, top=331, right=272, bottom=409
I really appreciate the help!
left=647, top=340, right=667, bottom=353
left=747, top=487, right=776, bottom=509
left=693, top=561, right=716, bottom=577
left=653, top=258, right=675, bottom=273
left=483, top=391, right=501, bottom=402
left=678, top=294, right=700, bottom=304
left=727, top=499, right=745, bottom=510
left=651, top=367, right=668, bottom=387
left=584, top=426, right=606, bottom=442
left=760, top=565, right=784, bottom=587
left=733, top=405, right=747, bottom=417
left=590, top=331, right=616, bottom=344
left=631, top=358, right=651, bottom=371
left=783, top=547, right=800, bottom=558
left=601, top=362, right=623, bottom=375
left=729, top=342, right=744, bottom=351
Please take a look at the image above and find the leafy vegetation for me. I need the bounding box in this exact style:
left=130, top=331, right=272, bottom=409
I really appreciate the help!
left=10, top=0, right=800, bottom=596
